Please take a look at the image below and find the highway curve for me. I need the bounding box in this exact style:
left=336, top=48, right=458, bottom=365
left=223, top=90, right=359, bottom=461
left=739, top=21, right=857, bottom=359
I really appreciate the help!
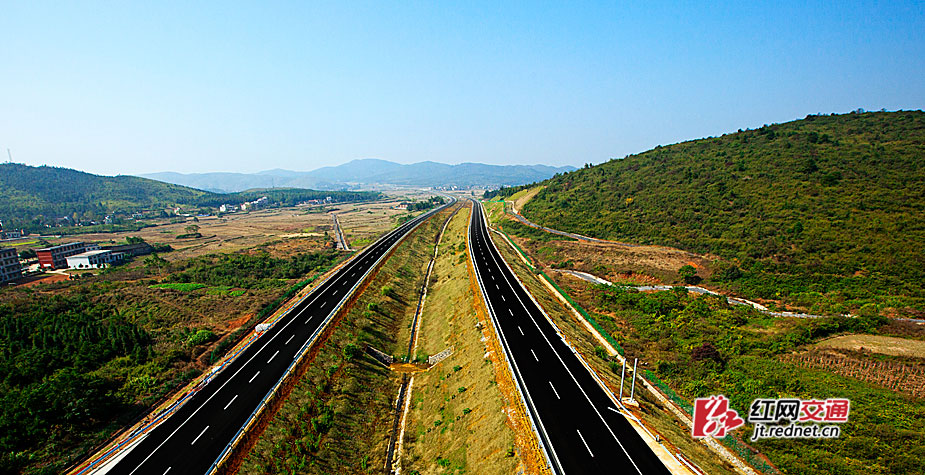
left=468, top=200, right=670, bottom=474
left=103, top=199, right=453, bottom=475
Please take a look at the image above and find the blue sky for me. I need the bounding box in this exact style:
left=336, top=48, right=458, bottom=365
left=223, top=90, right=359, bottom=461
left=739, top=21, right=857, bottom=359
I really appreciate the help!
left=1, top=1, right=923, bottom=175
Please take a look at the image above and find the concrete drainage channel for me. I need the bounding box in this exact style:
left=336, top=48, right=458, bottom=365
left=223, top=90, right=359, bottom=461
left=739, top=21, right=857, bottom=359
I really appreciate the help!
left=384, top=203, right=462, bottom=474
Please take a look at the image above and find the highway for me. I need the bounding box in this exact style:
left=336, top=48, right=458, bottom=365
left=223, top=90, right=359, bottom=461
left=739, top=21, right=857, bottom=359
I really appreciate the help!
left=103, top=199, right=452, bottom=475
left=468, top=200, right=670, bottom=474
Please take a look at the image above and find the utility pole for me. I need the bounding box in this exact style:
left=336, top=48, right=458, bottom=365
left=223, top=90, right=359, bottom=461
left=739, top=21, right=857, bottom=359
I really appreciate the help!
left=6, top=149, right=11, bottom=163
left=619, top=359, right=626, bottom=400
left=630, top=358, right=638, bottom=401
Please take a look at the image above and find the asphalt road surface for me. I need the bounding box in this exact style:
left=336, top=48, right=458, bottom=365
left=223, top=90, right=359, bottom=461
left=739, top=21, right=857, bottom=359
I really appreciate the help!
left=105, top=200, right=451, bottom=475
left=468, top=200, right=670, bottom=475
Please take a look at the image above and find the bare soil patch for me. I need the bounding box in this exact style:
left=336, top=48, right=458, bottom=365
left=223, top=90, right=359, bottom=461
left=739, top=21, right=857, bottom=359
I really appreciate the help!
left=513, top=233, right=714, bottom=284
left=508, top=185, right=544, bottom=213
left=815, top=334, right=925, bottom=358
left=16, top=273, right=70, bottom=287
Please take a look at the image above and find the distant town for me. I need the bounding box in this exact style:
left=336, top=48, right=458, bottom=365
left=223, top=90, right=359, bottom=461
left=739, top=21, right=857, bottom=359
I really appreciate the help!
left=0, top=195, right=315, bottom=284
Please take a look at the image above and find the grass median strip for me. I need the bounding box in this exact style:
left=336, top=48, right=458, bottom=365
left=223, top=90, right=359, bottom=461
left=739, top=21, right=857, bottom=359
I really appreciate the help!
left=401, top=205, right=527, bottom=475
left=238, top=207, right=450, bottom=474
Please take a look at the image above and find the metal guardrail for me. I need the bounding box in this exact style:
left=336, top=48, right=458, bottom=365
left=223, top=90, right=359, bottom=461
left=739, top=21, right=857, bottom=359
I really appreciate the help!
left=468, top=200, right=559, bottom=475
left=206, top=200, right=454, bottom=474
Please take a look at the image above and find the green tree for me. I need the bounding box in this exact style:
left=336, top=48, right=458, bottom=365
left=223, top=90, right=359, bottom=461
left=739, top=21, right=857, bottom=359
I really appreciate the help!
left=678, top=265, right=698, bottom=284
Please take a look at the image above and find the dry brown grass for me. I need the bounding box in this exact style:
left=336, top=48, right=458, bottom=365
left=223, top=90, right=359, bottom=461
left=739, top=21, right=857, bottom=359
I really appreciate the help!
left=508, top=186, right=544, bottom=213
left=402, top=205, right=528, bottom=475
left=485, top=198, right=715, bottom=285
left=238, top=204, right=454, bottom=474
left=41, top=207, right=333, bottom=261
left=332, top=199, right=413, bottom=248
left=524, top=237, right=713, bottom=284
left=36, top=199, right=420, bottom=263
left=815, top=334, right=925, bottom=358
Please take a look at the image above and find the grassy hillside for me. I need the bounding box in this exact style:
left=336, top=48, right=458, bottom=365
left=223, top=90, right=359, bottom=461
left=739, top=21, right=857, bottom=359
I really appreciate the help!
left=0, top=164, right=381, bottom=232
left=500, top=111, right=925, bottom=313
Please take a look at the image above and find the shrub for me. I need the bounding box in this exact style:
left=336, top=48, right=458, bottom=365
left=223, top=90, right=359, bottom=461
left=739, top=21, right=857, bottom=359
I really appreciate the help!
left=342, top=343, right=360, bottom=361
left=186, top=329, right=216, bottom=347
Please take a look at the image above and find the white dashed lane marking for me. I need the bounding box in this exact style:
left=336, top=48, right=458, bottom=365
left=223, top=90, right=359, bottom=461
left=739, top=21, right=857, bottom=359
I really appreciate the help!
left=191, top=426, right=209, bottom=445
left=549, top=381, right=560, bottom=399
left=577, top=430, right=594, bottom=457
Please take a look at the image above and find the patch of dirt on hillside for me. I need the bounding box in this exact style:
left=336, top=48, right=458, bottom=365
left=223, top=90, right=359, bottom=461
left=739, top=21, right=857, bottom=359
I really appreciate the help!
left=512, top=232, right=715, bottom=284
left=17, top=273, right=70, bottom=287
left=510, top=185, right=544, bottom=213
left=225, top=314, right=254, bottom=331
left=815, top=334, right=925, bottom=358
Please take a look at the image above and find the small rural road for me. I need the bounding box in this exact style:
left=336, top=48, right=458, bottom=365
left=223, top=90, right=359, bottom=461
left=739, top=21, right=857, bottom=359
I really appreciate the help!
left=503, top=202, right=639, bottom=247
left=331, top=213, right=351, bottom=251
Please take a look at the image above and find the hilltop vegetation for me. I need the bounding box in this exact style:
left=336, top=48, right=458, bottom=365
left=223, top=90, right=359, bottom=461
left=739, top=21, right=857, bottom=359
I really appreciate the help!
left=497, top=111, right=925, bottom=314
left=0, top=163, right=208, bottom=229
left=0, top=163, right=381, bottom=232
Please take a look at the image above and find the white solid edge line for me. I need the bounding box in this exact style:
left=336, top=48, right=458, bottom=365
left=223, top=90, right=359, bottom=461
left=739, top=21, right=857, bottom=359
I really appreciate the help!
left=125, top=201, right=441, bottom=473
left=478, top=202, right=645, bottom=475
left=467, top=203, right=565, bottom=474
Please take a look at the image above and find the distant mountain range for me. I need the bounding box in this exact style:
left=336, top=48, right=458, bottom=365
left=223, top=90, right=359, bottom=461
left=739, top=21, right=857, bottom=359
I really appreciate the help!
left=139, top=159, right=576, bottom=192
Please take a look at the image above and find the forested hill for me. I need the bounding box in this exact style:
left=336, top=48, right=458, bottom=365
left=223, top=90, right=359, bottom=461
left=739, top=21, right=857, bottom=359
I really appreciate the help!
left=0, top=163, right=380, bottom=231
left=0, top=163, right=211, bottom=225
left=500, top=110, right=925, bottom=294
